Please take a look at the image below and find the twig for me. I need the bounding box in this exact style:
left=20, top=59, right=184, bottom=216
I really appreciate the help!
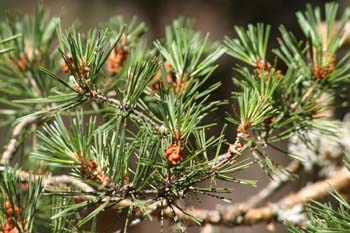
left=126, top=142, right=244, bottom=227
left=1, top=115, right=96, bottom=193
left=1, top=116, right=40, bottom=164
left=18, top=171, right=95, bottom=193
left=43, top=174, right=95, bottom=192
left=91, top=93, right=166, bottom=135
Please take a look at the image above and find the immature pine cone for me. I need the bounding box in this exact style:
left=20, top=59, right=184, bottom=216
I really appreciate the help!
left=164, top=144, right=185, bottom=165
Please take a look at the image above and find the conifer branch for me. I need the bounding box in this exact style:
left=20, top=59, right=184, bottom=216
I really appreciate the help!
left=90, top=92, right=166, bottom=135
left=152, top=167, right=349, bottom=227
left=1, top=2, right=350, bottom=232
left=29, top=173, right=95, bottom=193
left=67, top=166, right=349, bottom=228
left=1, top=116, right=40, bottom=164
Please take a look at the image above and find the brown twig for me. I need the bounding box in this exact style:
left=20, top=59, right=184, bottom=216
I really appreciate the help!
left=18, top=170, right=95, bottom=193
left=43, top=174, right=95, bottom=192
left=1, top=116, right=40, bottom=164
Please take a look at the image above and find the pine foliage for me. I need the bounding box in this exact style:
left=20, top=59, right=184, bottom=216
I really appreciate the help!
left=0, top=2, right=349, bottom=232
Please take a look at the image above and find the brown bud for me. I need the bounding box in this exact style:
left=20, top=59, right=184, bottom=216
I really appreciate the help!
left=88, top=160, right=98, bottom=169
left=242, top=132, right=250, bottom=139
left=256, top=59, right=267, bottom=69
left=17, top=56, right=28, bottom=71
left=164, top=144, right=185, bottom=165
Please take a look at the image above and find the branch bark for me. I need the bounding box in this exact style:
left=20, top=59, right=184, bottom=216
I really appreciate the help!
left=18, top=170, right=95, bottom=193
left=1, top=116, right=40, bottom=164
left=163, top=167, right=350, bottom=226
left=65, top=166, right=350, bottom=229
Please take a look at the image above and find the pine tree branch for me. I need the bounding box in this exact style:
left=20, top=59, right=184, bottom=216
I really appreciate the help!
left=1, top=116, right=40, bottom=164
left=81, top=165, right=348, bottom=228
left=8, top=132, right=346, bottom=229
left=208, top=141, right=243, bottom=168
left=17, top=171, right=95, bottom=193
left=90, top=92, right=166, bottom=135
left=198, top=159, right=301, bottom=232
left=43, top=175, right=95, bottom=192
left=160, top=167, right=350, bottom=227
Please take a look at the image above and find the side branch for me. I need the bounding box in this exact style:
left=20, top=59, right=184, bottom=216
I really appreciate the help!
left=1, top=116, right=40, bottom=164
left=91, top=93, right=166, bottom=135
left=17, top=171, right=95, bottom=193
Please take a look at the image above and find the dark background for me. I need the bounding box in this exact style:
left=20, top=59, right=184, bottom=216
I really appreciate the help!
left=0, top=0, right=347, bottom=232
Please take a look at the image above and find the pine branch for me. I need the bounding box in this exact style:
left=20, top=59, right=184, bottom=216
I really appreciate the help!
left=28, top=173, right=95, bottom=193
left=65, top=166, right=349, bottom=228
left=0, top=166, right=44, bottom=233
left=158, top=167, right=349, bottom=227
left=1, top=2, right=350, bottom=232
left=90, top=92, right=166, bottom=135
left=1, top=116, right=40, bottom=164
